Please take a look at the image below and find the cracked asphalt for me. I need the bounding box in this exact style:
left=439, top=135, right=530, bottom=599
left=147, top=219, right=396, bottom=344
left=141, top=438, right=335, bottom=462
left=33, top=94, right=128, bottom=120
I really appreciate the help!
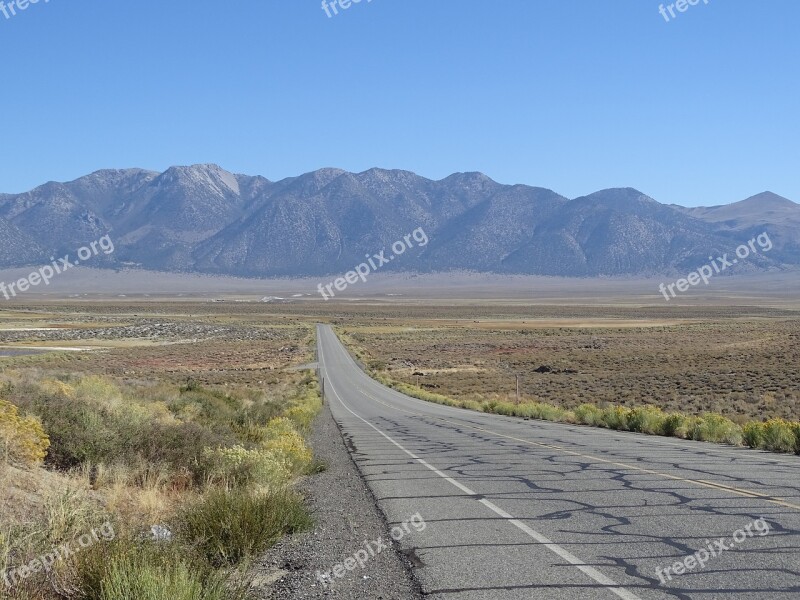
left=317, top=324, right=800, bottom=599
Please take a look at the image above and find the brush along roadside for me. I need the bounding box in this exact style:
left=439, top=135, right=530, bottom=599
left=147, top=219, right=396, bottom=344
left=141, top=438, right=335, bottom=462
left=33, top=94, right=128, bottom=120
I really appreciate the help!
left=339, top=336, right=800, bottom=455
left=0, top=371, right=323, bottom=599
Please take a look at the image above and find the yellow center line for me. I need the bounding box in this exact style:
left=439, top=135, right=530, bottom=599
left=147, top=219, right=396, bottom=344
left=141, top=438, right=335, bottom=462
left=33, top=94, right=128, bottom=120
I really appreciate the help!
left=353, top=382, right=800, bottom=511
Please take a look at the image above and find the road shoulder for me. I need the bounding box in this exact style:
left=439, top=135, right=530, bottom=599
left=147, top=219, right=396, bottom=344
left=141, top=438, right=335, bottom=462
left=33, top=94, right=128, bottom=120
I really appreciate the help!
left=252, top=400, right=424, bottom=599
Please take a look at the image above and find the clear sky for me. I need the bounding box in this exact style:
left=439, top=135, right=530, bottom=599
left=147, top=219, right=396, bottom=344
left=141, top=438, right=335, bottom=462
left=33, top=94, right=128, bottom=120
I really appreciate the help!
left=0, top=0, right=797, bottom=206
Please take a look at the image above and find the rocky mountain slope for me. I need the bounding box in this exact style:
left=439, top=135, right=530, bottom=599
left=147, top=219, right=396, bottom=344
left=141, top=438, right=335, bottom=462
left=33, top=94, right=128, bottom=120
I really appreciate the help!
left=1, top=165, right=796, bottom=277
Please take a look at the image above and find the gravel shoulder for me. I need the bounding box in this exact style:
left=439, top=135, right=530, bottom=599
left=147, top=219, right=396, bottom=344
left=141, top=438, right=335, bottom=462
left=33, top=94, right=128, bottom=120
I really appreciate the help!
left=251, top=400, right=424, bottom=599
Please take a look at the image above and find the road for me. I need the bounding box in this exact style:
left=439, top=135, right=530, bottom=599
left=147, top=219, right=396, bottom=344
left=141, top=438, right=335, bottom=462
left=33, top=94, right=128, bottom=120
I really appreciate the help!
left=316, top=324, right=800, bottom=599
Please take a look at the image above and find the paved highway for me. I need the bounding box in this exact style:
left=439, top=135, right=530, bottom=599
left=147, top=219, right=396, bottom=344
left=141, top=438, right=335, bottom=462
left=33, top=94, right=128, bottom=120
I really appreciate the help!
left=316, top=324, right=800, bottom=599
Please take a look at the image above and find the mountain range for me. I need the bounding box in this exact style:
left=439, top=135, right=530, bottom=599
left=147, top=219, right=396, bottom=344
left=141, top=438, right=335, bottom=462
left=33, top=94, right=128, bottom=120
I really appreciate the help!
left=1, top=164, right=798, bottom=278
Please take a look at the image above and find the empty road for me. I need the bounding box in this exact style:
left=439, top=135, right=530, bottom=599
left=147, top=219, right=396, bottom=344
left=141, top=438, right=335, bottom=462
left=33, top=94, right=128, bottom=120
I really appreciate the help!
left=316, top=324, right=800, bottom=599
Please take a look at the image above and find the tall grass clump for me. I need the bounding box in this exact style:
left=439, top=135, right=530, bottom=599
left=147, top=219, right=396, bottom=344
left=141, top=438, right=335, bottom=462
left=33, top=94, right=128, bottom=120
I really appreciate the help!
left=100, top=558, right=231, bottom=600
left=460, top=400, right=485, bottom=412
left=180, top=489, right=312, bottom=568
left=491, top=401, right=521, bottom=417
left=75, top=539, right=247, bottom=600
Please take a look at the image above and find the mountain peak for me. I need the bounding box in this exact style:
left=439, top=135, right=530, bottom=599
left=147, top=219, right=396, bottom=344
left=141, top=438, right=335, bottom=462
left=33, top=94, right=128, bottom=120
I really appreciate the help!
left=440, top=171, right=497, bottom=184
left=575, top=187, right=657, bottom=206
left=159, top=164, right=240, bottom=196
left=737, top=191, right=797, bottom=208
left=679, top=190, right=800, bottom=232
left=307, top=167, right=347, bottom=183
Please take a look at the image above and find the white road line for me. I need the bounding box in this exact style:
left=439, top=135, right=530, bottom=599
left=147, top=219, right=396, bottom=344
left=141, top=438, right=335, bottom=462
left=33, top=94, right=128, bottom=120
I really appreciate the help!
left=319, top=332, right=644, bottom=600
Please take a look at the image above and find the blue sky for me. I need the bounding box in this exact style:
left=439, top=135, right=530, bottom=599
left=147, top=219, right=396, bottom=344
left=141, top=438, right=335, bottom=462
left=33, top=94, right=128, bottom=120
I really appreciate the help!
left=0, top=0, right=797, bottom=206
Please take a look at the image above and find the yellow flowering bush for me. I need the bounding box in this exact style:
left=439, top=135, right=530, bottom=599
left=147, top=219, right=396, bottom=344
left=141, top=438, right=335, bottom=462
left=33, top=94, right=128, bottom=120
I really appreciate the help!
left=203, top=445, right=292, bottom=489
left=284, top=381, right=322, bottom=431
left=284, top=404, right=317, bottom=430
left=760, top=419, right=797, bottom=453
left=39, top=378, right=76, bottom=398
left=0, top=399, right=50, bottom=466
left=261, top=417, right=313, bottom=473
left=73, top=375, right=123, bottom=406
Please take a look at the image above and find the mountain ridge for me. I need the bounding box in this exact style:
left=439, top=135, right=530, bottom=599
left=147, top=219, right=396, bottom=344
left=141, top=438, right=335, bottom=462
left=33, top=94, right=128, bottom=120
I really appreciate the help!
left=1, top=164, right=797, bottom=278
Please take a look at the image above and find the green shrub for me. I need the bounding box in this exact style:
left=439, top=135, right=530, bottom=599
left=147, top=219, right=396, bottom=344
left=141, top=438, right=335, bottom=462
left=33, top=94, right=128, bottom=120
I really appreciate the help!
left=304, top=459, right=328, bottom=475
left=460, top=400, right=484, bottom=412
left=742, top=421, right=765, bottom=448
left=674, top=415, right=702, bottom=439
left=601, top=406, right=631, bottom=431
left=627, top=406, right=666, bottom=435
left=661, top=413, right=689, bottom=438
left=18, top=392, right=117, bottom=468
left=202, top=445, right=292, bottom=490
left=537, top=403, right=567, bottom=422
left=690, top=414, right=742, bottom=445
left=261, top=418, right=313, bottom=472
left=25, top=391, right=226, bottom=474
left=236, top=402, right=284, bottom=435
left=761, top=419, right=796, bottom=453
left=506, top=403, right=535, bottom=418
left=486, top=401, right=567, bottom=422
left=73, top=376, right=123, bottom=407
left=168, top=387, right=243, bottom=429
left=575, top=404, right=604, bottom=426
left=131, top=421, right=228, bottom=480
left=181, top=489, right=311, bottom=568
left=492, top=402, right=518, bottom=416
left=395, top=383, right=458, bottom=407
left=283, top=380, right=322, bottom=432
left=793, top=423, right=800, bottom=455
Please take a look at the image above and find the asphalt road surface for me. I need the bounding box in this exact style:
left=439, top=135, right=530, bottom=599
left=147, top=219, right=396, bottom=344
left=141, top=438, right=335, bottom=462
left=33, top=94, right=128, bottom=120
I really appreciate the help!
left=316, top=324, right=800, bottom=600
